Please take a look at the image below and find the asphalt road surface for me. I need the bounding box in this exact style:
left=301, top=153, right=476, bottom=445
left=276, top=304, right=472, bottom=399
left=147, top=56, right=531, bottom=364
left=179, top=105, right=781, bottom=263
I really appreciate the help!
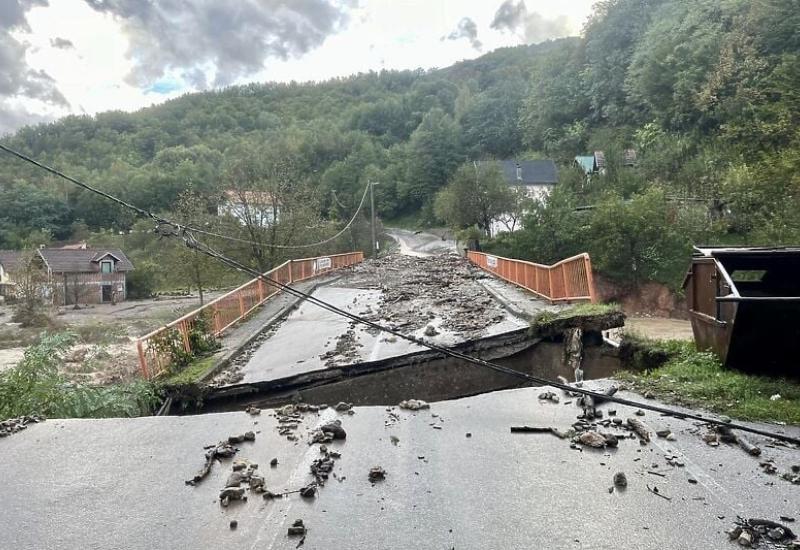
left=2, top=383, right=797, bottom=549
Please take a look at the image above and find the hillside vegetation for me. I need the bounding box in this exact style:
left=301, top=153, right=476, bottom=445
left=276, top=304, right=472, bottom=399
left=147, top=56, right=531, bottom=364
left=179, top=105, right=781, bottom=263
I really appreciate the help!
left=0, top=0, right=798, bottom=292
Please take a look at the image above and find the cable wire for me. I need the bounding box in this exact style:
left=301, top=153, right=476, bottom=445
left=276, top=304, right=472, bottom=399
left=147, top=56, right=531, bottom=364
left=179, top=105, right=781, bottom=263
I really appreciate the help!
left=185, top=180, right=371, bottom=249
left=2, top=143, right=798, bottom=445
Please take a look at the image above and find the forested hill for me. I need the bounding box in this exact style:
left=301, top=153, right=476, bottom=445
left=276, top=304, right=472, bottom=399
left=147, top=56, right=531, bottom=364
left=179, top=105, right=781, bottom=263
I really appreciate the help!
left=2, top=0, right=799, bottom=291
left=0, top=40, right=554, bottom=245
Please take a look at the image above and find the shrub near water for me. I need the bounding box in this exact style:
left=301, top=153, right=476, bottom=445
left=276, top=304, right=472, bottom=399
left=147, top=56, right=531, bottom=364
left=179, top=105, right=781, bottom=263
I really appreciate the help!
left=0, top=332, right=161, bottom=420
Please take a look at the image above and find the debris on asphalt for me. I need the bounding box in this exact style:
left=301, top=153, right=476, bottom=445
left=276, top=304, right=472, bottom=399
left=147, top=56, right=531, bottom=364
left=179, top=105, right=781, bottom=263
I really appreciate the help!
left=726, top=518, right=797, bottom=548
left=186, top=438, right=246, bottom=486
left=368, top=466, right=386, bottom=482
left=0, top=415, right=45, bottom=438
left=270, top=457, right=278, bottom=467
left=341, top=255, right=508, bottom=339
left=578, top=431, right=608, bottom=449
left=288, top=519, right=307, bottom=537
left=245, top=405, right=261, bottom=416
left=759, top=460, right=777, bottom=475
left=219, top=460, right=264, bottom=506
left=334, top=402, right=353, bottom=412
left=627, top=417, right=651, bottom=444
left=509, top=426, right=570, bottom=439
left=229, top=520, right=238, bottom=530
left=424, top=325, right=439, bottom=337
left=399, top=399, right=430, bottom=411
left=646, top=484, right=671, bottom=501
left=538, top=391, right=560, bottom=404
left=275, top=405, right=306, bottom=441
left=613, top=472, right=628, bottom=489
left=299, top=483, right=317, bottom=499
left=390, top=435, right=400, bottom=446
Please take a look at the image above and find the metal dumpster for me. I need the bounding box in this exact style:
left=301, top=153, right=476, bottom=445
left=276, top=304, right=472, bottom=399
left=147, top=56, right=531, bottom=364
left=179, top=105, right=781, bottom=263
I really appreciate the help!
left=684, top=246, right=800, bottom=376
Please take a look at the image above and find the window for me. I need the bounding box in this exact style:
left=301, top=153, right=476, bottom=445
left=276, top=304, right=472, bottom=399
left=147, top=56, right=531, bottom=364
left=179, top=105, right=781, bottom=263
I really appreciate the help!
left=100, top=260, right=113, bottom=274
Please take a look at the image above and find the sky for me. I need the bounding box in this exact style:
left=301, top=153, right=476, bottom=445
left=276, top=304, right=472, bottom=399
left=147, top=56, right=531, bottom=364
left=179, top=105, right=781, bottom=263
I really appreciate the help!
left=0, top=0, right=596, bottom=135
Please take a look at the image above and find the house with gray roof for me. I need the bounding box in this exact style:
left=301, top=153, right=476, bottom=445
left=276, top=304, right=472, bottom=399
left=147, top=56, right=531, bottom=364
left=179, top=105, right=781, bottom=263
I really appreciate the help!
left=487, top=159, right=559, bottom=201
left=0, top=247, right=134, bottom=305
left=483, top=159, right=559, bottom=236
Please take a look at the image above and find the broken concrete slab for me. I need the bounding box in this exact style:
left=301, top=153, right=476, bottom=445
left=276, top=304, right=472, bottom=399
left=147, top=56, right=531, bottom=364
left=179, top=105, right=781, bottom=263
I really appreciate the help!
left=1, top=385, right=798, bottom=549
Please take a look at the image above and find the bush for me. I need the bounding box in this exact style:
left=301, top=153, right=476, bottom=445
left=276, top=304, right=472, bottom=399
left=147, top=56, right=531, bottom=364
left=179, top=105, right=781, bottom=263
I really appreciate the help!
left=126, top=260, right=160, bottom=299
left=0, top=333, right=161, bottom=420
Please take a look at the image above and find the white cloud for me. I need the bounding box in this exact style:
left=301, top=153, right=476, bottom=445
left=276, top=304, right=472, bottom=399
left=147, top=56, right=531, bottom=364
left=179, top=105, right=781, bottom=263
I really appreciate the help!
left=1, top=0, right=596, bottom=132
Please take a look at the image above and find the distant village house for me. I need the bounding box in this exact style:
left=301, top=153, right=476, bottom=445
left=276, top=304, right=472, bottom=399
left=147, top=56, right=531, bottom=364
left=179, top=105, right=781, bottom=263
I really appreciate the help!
left=219, top=190, right=282, bottom=227
left=487, top=159, right=559, bottom=237
left=0, top=247, right=134, bottom=305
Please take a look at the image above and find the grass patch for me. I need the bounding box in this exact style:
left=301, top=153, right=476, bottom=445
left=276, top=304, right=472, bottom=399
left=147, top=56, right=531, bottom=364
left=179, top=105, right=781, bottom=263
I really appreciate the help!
left=162, top=355, right=216, bottom=385
left=532, top=302, right=621, bottom=325
left=617, top=340, right=800, bottom=424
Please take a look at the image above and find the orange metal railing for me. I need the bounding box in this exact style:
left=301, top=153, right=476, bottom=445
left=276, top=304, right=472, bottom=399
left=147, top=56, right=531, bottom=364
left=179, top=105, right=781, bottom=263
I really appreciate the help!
left=467, top=251, right=597, bottom=304
left=136, top=251, right=364, bottom=379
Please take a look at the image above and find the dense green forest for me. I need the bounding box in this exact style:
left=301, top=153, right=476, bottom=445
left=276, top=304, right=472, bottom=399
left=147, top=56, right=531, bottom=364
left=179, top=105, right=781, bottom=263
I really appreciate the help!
left=1, top=0, right=798, bottom=293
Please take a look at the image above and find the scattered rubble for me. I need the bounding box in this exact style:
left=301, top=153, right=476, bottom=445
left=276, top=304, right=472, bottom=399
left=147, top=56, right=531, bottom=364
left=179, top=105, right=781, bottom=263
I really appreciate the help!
left=320, top=327, right=363, bottom=367
left=245, top=405, right=261, bottom=416
left=726, top=518, right=797, bottom=548
left=338, top=255, right=508, bottom=339
left=288, top=519, right=307, bottom=537
left=186, top=437, right=251, bottom=486
left=399, top=399, right=430, bottom=411
left=627, top=417, right=651, bottom=444
left=538, top=391, right=560, bottom=404
left=613, top=472, right=628, bottom=489
left=510, top=426, right=570, bottom=439
left=0, top=415, right=44, bottom=438
left=368, top=466, right=387, bottom=482
left=334, top=402, right=353, bottom=412
left=423, top=325, right=439, bottom=337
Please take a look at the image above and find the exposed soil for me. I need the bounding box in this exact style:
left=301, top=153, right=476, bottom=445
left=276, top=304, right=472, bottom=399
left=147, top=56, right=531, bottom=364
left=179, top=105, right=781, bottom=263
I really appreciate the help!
left=0, top=292, right=223, bottom=383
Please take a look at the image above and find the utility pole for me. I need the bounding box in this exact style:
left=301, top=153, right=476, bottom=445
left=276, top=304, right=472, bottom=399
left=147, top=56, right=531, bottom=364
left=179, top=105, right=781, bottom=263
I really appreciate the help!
left=369, top=181, right=378, bottom=257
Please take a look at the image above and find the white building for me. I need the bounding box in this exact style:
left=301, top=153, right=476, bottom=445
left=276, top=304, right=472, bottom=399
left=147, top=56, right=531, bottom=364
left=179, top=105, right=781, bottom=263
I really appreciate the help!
left=487, top=159, right=558, bottom=236
left=218, top=190, right=281, bottom=227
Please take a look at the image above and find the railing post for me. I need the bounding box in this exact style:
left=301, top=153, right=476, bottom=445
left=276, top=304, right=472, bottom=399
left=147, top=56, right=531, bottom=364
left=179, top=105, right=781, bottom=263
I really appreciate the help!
left=561, top=263, right=570, bottom=301
left=288, top=260, right=293, bottom=284
left=238, top=292, right=245, bottom=317
left=584, top=254, right=597, bottom=304
left=137, top=340, right=149, bottom=379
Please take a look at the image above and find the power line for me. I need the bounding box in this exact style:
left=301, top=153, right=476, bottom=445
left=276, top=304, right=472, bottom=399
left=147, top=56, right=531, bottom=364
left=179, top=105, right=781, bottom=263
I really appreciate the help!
left=1, top=143, right=797, bottom=445
left=186, top=180, right=371, bottom=249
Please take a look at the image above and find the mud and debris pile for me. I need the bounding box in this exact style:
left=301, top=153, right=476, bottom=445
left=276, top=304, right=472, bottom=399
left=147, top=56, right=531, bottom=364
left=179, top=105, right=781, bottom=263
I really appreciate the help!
left=339, top=254, right=508, bottom=339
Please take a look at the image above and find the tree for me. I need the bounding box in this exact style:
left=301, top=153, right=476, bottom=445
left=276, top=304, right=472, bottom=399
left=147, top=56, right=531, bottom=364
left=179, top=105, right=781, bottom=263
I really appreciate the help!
left=433, top=162, right=514, bottom=237
left=587, top=188, right=691, bottom=287
left=172, top=191, right=224, bottom=305
left=10, top=251, right=51, bottom=327
left=399, top=109, right=463, bottom=211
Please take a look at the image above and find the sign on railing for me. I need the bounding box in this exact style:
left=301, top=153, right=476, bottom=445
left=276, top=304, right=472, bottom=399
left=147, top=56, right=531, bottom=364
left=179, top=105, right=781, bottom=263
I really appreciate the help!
left=136, top=251, right=364, bottom=379
left=467, top=251, right=596, bottom=304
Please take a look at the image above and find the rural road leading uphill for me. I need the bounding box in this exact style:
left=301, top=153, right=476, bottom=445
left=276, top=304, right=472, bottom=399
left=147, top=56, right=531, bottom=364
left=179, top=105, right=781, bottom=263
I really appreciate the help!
left=386, top=228, right=457, bottom=257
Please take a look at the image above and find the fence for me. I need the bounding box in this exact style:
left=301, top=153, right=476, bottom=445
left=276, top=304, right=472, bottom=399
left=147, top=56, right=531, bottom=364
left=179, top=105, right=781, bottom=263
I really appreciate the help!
left=136, top=251, right=364, bottom=379
left=467, top=251, right=596, bottom=304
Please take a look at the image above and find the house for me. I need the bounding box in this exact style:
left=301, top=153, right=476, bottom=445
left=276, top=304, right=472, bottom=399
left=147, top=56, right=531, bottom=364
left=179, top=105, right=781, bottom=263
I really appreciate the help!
left=219, top=190, right=281, bottom=227
left=575, top=151, right=607, bottom=176
left=0, top=248, right=134, bottom=305
left=0, top=250, right=22, bottom=299
left=487, top=159, right=559, bottom=236
left=491, top=159, right=559, bottom=201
